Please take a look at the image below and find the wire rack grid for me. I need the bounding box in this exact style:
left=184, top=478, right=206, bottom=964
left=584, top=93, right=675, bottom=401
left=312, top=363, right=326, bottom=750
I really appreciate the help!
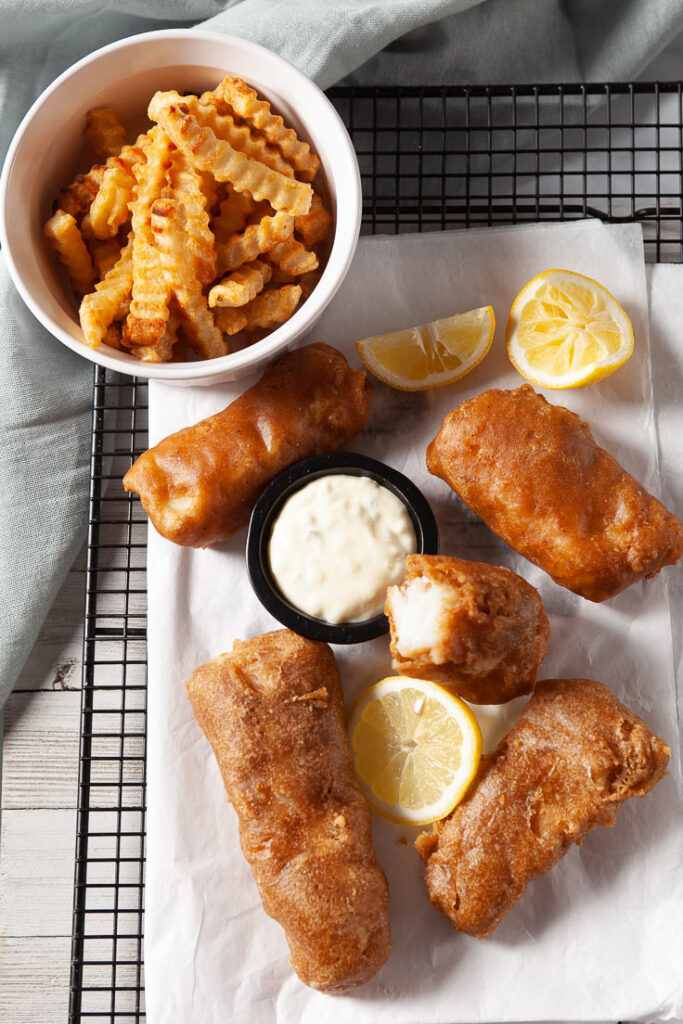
left=68, top=82, right=683, bottom=1022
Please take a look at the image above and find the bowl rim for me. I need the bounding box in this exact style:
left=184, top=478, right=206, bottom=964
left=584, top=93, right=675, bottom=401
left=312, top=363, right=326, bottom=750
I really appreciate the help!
left=246, top=452, right=440, bottom=645
left=0, top=28, right=362, bottom=381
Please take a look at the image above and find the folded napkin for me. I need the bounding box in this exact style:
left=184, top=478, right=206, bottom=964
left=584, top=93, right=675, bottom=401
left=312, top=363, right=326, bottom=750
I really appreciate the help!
left=3, top=0, right=683, bottom=705
left=142, top=219, right=683, bottom=1023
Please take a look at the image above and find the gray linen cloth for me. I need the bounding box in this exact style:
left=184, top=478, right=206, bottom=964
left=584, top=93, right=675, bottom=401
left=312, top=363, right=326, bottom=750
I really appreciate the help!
left=2, top=0, right=683, bottom=706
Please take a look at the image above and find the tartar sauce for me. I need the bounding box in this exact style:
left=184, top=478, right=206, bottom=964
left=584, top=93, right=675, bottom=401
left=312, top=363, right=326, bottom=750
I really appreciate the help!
left=268, top=474, right=417, bottom=623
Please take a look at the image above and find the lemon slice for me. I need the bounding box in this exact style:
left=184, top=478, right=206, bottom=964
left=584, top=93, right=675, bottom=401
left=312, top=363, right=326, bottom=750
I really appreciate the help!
left=355, top=306, right=495, bottom=391
left=507, top=269, right=634, bottom=388
left=348, top=676, right=482, bottom=826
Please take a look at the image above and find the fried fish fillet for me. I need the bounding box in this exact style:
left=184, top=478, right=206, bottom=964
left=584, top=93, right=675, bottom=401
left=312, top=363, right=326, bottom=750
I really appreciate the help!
left=123, top=342, right=371, bottom=546
left=415, top=678, right=669, bottom=938
left=426, top=385, right=683, bottom=602
left=385, top=554, right=550, bottom=704
left=187, top=629, right=391, bottom=993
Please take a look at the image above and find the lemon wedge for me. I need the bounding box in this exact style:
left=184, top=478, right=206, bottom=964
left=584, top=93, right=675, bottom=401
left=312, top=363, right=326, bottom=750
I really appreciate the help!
left=348, top=676, right=482, bottom=826
left=355, top=305, right=495, bottom=391
left=506, top=269, right=634, bottom=388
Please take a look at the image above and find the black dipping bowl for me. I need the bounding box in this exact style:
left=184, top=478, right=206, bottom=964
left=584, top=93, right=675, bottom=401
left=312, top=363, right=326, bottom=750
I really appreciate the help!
left=246, top=452, right=439, bottom=645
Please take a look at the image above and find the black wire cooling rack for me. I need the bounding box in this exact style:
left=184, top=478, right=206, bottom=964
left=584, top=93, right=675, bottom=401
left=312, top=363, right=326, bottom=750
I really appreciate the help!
left=68, top=83, right=683, bottom=1022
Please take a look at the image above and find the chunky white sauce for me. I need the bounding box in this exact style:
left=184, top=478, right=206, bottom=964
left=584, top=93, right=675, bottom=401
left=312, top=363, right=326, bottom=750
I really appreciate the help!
left=268, top=474, right=417, bottom=623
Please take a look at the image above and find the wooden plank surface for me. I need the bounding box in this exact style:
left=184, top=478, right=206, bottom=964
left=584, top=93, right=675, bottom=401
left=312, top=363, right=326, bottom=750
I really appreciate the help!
left=1, top=550, right=85, bottom=1024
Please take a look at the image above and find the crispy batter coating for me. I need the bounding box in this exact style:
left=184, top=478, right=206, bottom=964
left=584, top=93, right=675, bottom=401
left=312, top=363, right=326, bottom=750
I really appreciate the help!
left=416, top=678, right=669, bottom=938
left=186, top=629, right=391, bottom=993
left=427, top=385, right=683, bottom=602
left=123, top=342, right=371, bottom=546
left=385, top=554, right=550, bottom=704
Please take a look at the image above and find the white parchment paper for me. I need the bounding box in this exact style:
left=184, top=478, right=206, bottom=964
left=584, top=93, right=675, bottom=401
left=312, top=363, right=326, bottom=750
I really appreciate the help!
left=143, top=220, right=683, bottom=1024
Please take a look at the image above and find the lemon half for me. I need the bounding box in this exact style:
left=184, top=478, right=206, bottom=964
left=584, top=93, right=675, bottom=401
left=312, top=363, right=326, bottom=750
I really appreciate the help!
left=348, top=677, right=482, bottom=826
left=356, top=305, right=495, bottom=391
left=506, top=269, right=633, bottom=388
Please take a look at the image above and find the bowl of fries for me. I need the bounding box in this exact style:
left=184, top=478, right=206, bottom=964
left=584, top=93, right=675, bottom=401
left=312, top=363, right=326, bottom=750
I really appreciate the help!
left=0, top=30, right=362, bottom=383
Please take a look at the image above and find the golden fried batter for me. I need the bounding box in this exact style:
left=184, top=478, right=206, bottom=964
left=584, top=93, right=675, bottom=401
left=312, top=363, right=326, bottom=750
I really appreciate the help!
left=385, top=554, right=550, bottom=704
left=415, top=678, right=669, bottom=938
left=123, top=343, right=371, bottom=546
left=426, top=385, right=683, bottom=602
left=187, top=629, right=391, bottom=994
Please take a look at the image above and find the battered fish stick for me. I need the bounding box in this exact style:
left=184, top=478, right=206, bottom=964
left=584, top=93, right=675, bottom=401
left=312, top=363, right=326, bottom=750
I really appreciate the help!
left=123, top=343, right=371, bottom=546
left=415, top=678, right=669, bottom=938
left=427, top=385, right=683, bottom=602
left=187, top=630, right=391, bottom=993
left=385, top=554, right=550, bottom=704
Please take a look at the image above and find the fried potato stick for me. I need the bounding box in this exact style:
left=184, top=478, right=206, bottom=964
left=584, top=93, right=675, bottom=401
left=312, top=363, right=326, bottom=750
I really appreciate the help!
left=57, top=168, right=104, bottom=220
left=84, top=107, right=127, bottom=161
left=386, top=554, right=550, bottom=704
left=215, top=211, right=293, bottom=274
left=148, top=91, right=312, bottom=215
left=186, top=94, right=295, bottom=177
left=212, top=185, right=256, bottom=241
left=212, top=76, right=321, bottom=182
left=415, top=678, right=669, bottom=938
left=268, top=236, right=318, bottom=275
left=85, top=131, right=153, bottom=239
left=87, top=236, right=122, bottom=279
left=151, top=198, right=225, bottom=360
left=295, top=192, right=332, bottom=246
left=187, top=629, right=391, bottom=993
left=126, top=130, right=173, bottom=347
left=123, top=342, right=371, bottom=546
left=427, top=385, right=683, bottom=601
left=208, top=259, right=272, bottom=307
left=79, top=238, right=133, bottom=349
left=44, top=209, right=95, bottom=295
left=214, top=284, right=301, bottom=336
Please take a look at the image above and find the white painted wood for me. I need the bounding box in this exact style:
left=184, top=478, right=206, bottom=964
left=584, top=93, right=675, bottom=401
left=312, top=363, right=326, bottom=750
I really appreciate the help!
left=0, top=936, right=72, bottom=1024
left=0, top=809, right=76, bottom=938
left=2, top=690, right=81, bottom=810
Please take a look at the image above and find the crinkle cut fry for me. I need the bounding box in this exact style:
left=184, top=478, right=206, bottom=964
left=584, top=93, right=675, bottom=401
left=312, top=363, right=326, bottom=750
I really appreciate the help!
left=212, top=185, right=256, bottom=242
left=88, top=131, right=154, bottom=240
left=151, top=197, right=226, bottom=359
left=295, top=192, right=332, bottom=247
left=267, top=236, right=318, bottom=276
left=213, top=76, right=321, bottom=182
left=126, top=129, right=173, bottom=347
left=208, top=260, right=272, bottom=307
left=87, top=237, right=121, bottom=279
left=79, top=238, right=133, bottom=348
left=179, top=93, right=295, bottom=178
left=127, top=312, right=180, bottom=364
left=57, top=167, right=104, bottom=220
left=215, top=211, right=293, bottom=275
left=85, top=107, right=127, bottom=162
left=44, top=209, right=95, bottom=296
left=147, top=91, right=312, bottom=216
left=214, top=284, right=301, bottom=336
left=166, top=145, right=216, bottom=287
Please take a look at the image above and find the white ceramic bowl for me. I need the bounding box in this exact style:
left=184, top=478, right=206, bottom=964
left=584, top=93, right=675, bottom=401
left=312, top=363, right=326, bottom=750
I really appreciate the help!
left=0, top=30, right=361, bottom=384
